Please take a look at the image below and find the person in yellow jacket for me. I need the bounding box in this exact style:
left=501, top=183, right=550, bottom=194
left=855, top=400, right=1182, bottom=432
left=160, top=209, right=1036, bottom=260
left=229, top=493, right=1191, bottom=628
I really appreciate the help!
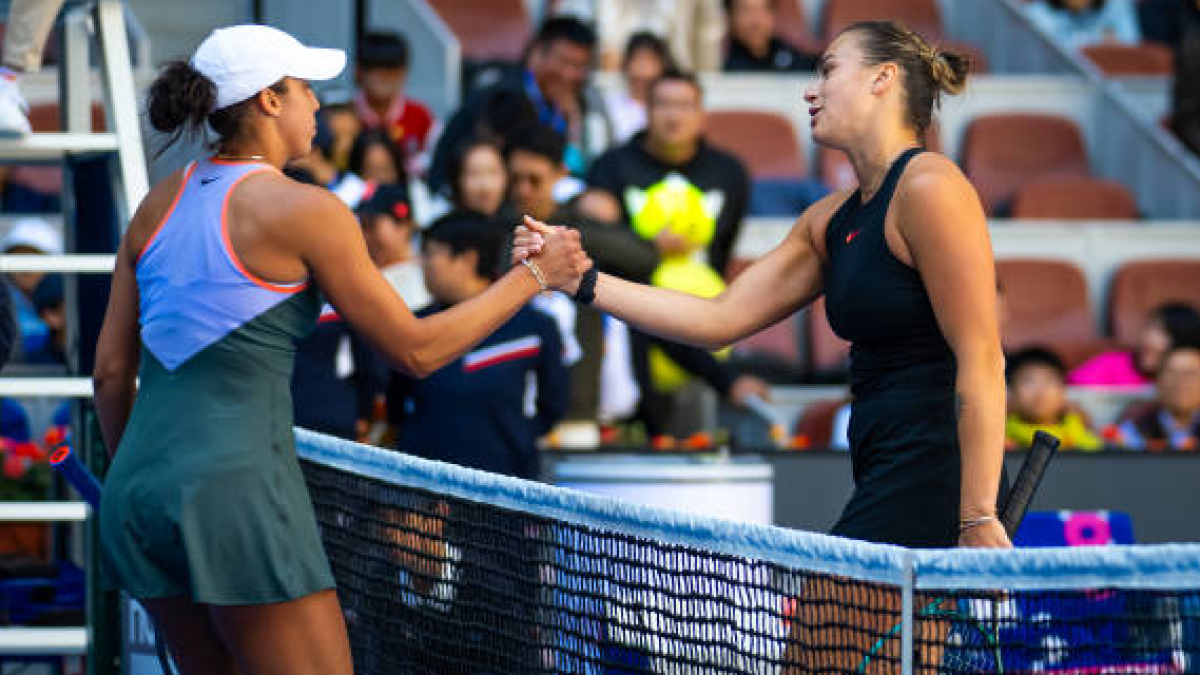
left=1005, top=346, right=1103, bottom=451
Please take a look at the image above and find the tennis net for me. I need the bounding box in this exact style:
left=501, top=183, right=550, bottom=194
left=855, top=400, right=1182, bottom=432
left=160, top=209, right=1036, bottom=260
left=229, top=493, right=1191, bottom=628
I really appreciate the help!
left=295, top=429, right=1200, bottom=674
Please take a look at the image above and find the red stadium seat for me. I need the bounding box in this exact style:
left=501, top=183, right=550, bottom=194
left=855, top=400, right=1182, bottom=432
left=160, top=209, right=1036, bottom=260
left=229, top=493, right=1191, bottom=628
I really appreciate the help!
left=775, top=0, right=826, bottom=58
left=426, top=0, right=531, bottom=61
left=1081, top=43, right=1174, bottom=76
left=996, top=259, right=1099, bottom=365
left=793, top=398, right=848, bottom=447
left=706, top=110, right=807, bottom=179
left=806, top=296, right=850, bottom=376
left=821, top=0, right=943, bottom=41
left=962, top=113, right=1090, bottom=216
left=733, top=315, right=802, bottom=372
left=1010, top=176, right=1139, bottom=220
left=1108, top=260, right=1200, bottom=347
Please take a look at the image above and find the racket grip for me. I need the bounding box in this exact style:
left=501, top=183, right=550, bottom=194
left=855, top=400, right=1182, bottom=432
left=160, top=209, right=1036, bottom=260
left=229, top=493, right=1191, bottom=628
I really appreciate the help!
left=49, top=442, right=103, bottom=509
left=999, top=430, right=1060, bottom=538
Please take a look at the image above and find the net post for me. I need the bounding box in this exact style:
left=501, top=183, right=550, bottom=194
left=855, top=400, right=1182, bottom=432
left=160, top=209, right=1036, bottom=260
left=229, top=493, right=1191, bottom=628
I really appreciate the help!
left=900, top=554, right=915, bottom=675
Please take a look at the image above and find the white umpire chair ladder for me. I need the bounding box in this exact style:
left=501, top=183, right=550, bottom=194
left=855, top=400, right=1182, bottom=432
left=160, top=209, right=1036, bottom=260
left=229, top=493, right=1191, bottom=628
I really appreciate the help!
left=0, top=0, right=147, bottom=665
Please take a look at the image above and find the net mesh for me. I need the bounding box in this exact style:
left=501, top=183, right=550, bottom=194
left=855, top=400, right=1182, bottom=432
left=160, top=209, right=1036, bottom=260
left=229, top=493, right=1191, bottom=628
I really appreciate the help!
left=295, top=430, right=1200, bottom=675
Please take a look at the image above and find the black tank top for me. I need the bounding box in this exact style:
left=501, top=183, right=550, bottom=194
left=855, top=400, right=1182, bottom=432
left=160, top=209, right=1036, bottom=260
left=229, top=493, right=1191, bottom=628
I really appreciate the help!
left=823, top=147, right=955, bottom=397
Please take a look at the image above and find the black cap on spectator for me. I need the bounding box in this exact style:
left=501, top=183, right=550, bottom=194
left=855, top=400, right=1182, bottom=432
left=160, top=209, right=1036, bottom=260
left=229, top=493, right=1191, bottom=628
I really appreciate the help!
left=357, top=31, right=409, bottom=70
left=358, top=182, right=413, bottom=223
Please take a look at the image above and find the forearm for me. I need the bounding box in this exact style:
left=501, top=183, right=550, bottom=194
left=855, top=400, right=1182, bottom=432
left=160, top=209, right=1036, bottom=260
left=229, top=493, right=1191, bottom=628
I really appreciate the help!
left=955, top=348, right=1007, bottom=517
left=591, top=272, right=733, bottom=350
left=402, top=266, right=540, bottom=377
left=93, top=375, right=136, bottom=457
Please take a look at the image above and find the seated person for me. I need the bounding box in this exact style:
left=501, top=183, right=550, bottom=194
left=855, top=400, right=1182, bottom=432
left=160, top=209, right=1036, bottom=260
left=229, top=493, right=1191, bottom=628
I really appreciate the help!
left=1069, top=302, right=1200, bottom=387
left=1006, top=346, right=1102, bottom=451
left=387, top=212, right=568, bottom=479
left=358, top=182, right=431, bottom=311
left=1116, top=343, right=1200, bottom=450
left=723, top=0, right=818, bottom=73
left=1026, top=0, right=1142, bottom=50
left=1173, top=27, right=1200, bottom=157
left=1137, top=0, right=1200, bottom=53
left=606, top=32, right=673, bottom=144
left=353, top=31, right=438, bottom=176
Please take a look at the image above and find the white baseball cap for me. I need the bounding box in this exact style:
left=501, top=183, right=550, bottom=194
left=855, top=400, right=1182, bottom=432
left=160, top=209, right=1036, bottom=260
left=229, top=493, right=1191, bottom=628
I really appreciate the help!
left=2, top=217, right=62, bottom=255
left=191, top=25, right=346, bottom=112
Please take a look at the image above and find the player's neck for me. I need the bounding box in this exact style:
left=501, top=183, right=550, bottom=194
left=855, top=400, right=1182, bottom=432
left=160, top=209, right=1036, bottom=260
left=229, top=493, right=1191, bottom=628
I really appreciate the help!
left=846, top=135, right=920, bottom=202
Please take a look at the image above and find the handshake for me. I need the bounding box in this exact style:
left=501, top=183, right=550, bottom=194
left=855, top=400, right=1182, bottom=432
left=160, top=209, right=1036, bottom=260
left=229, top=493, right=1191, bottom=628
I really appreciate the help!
left=511, top=215, right=594, bottom=297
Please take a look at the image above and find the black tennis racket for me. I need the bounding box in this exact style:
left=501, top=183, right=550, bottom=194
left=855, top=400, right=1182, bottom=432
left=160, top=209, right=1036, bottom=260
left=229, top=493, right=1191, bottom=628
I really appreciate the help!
left=857, top=431, right=1061, bottom=674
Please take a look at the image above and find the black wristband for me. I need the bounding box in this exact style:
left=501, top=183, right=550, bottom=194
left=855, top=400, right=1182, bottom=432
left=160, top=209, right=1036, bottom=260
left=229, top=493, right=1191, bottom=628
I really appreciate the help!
left=573, top=266, right=598, bottom=305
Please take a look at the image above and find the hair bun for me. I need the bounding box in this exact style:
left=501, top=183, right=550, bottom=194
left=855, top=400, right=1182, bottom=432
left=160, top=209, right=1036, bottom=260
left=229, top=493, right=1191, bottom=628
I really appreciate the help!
left=929, top=49, right=970, bottom=95
left=147, top=60, right=216, bottom=136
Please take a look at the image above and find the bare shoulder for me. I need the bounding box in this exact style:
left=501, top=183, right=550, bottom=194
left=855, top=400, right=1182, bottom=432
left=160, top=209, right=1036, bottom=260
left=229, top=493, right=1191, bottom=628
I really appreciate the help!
left=795, top=188, right=856, bottom=262
left=124, top=165, right=192, bottom=254
left=237, top=171, right=356, bottom=237
left=898, top=152, right=977, bottom=203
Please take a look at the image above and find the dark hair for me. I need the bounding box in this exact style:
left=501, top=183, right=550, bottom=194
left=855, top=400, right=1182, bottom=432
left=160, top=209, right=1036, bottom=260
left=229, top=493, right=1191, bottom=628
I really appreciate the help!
left=477, top=88, right=542, bottom=145
left=505, top=124, right=566, bottom=166
left=622, top=31, right=673, bottom=70
left=648, top=67, right=703, bottom=103
left=147, top=60, right=288, bottom=153
left=839, top=21, right=969, bottom=139
left=446, top=135, right=506, bottom=207
left=347, top=128, right=408, bottom=183
left=1047, top=0, right=1105, bottom=11
left=532, top=15, right=596, bottom=52
left=423, top=211, right=506, bottom=280
left=357, top=31, right=409, bottom=70
left=722, top=0, right=779, bottom=13
left=1149, top=302, right=1200, bottom=349
left=1006, top=346, right=1067, bottom=384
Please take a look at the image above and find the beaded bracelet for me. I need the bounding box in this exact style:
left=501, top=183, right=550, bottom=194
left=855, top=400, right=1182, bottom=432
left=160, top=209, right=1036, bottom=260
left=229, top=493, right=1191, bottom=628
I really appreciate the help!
left=522, top=259, right=547, bottom=291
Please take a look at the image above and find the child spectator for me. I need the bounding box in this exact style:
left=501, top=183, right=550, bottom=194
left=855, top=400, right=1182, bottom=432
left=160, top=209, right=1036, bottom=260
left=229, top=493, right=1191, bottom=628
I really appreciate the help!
left=349, top=127, right=408, bottom=187
left=2, top=217, right=60, bottom=365
left=1026, top=0, right=1141, bottom=50
left=606, top=32, right=673, bottom=144
left=353, top=31, right=439, bottom=176
left=445, top=137, right=511, bottom=219
left=1116, top=344, right=1200, bottom=450
left=387, top=212, right=568, bottom=479
left=1006, top=346, right=1102, bottom=450
left=358, top=182, right=430, bottom=311
left=1069, top=303, right=1200, bottom=387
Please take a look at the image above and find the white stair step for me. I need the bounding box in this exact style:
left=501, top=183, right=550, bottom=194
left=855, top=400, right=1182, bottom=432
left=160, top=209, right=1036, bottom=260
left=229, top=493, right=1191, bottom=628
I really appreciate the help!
left=0, top=628, right=88, bottom=655
left=0, top=132, right=120, bottom=161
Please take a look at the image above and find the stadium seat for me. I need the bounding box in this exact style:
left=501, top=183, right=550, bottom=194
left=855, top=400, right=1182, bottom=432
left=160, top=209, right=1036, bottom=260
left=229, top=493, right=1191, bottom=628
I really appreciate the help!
left=793, top=398, right=847, bottom=447
left=706, top=110, right=807, bottom=179
left=426, top=0, right=531, bottom=62
left=806, top=296, right=850, bottom=377
left=775, top=0, right=826, bottom=58
left=1081, top=43, right=1174, bottom=77
left=732, top=315, right=803, bottom=379
left=821, top=0, right=943, bottom=41
left=962, top=113, right=1091, bottom=216
left=996, top=259, right=1100, bottom=365
left=1108, top=259, right=1200, bottom=346
left=1010, top=176, right=1139, bottom=220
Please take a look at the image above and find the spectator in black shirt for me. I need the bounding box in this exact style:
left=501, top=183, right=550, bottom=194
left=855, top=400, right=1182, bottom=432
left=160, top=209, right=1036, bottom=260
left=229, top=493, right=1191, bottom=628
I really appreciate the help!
left=723, top=0, right=819, bottom=73
left=582, top=69, right=750, bottom=277
left=1173, top=28, right=1200, bottom=156
left=1138, top=0, right=1200, bottom=52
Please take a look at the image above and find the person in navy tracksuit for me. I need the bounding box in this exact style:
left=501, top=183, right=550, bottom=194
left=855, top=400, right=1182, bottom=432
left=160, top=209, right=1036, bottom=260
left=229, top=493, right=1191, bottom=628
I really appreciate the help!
left=387, top=210, right=569, bottom=480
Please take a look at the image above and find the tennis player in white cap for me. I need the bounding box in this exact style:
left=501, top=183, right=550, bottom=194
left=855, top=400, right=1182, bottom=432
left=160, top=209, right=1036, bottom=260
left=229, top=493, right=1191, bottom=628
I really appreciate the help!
left=91, top=25, right=589, bottom=674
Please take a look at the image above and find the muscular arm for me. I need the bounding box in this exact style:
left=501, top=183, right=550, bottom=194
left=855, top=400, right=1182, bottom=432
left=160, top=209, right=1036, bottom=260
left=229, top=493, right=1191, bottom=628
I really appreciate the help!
left=572, top=194, right=839, bottom=350
left=896, top=161, right=1009, bottom=548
